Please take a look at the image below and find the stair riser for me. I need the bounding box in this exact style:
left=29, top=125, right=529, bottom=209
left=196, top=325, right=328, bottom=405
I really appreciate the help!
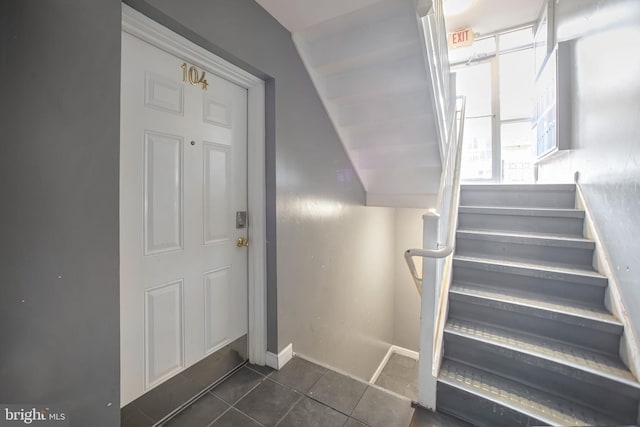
left=305, top=15, right=415, bottom=71
left=437, top=382, right=545, bottom=427
left=449, top=299, right=621, bottom=355
left=452, top=266, right=606, bottom=306
left=460, top=189, right=575, bottom=209
left=458, top=212, right=584, bottom=236
left=455, top=237, right=594, bottom=268
left=444, top=334, right=639, bottom=423
left=323, top=55, right=427, bottom=100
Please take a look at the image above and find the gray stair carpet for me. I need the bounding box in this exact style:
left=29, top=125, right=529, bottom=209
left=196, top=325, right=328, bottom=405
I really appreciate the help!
left=438, top=184, right=640, bottom=426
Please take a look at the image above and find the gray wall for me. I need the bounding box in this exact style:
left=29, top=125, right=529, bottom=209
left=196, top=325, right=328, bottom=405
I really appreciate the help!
left=538, top=0, right=640, bottom=341
left=0, top=1, right=121, bottom=426
left=126, top=0, right=397, bottom=379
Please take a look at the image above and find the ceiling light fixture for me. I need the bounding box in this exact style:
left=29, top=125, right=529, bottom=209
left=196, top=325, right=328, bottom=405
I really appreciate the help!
left=443, top=0, right=474, bottom=16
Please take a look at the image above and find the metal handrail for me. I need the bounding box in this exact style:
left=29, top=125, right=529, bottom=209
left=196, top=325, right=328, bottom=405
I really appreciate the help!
left=404, top=97, right=466, bottom=294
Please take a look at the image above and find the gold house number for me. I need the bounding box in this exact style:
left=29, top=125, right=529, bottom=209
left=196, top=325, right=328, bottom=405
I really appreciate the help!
left=181, top=63, right=208, bottom=90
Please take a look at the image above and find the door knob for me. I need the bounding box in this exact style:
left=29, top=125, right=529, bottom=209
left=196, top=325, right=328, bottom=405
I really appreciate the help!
left=237, top=237, right=249, bottom=247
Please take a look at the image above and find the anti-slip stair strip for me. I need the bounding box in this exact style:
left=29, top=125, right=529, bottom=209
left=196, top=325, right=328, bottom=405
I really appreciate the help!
left=458, top=205, right=585, bottom=218
left=450, top=283, right=620, bottom=325
left=456, top=229, right=595, bottom=248
left=445, top=318, right=639, bottom=386
left=439, top=360, right=619, bottom=426
left=455, top=255, right=596, bottom=277
left=460, top=183, right=577, bottom=192
left=453, top=255, right=606, bottom=282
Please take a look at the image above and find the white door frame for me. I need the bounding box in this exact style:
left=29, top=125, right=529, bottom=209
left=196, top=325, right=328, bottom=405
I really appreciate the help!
left=122, top=4, right=268, bottom=365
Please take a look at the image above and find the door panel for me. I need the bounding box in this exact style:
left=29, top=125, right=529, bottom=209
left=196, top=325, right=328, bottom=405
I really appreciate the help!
left=203, top=94, right=233, bottom=128
left=144, top=131, right=184, bottom=255
left=204, top=267, right=232, bottom=354
left=121, top=30, right=248, bottom=406
left=144, top=280, right=184, bottom=388
left=203, top=142, right=232, bottom=245
left=145, top=71, right=185, bottom=115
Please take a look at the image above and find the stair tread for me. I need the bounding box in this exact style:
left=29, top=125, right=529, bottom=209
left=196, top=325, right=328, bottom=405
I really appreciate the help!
left=439, top=360, right=620, bottom=426
left=460, top=183, right=576, bottom=191
left=445, top=318, right=639, bottom=387
left=459, top=205, right=585, bottom=218
left=453, top=255, right=604, bottom=279
left=455, top=251, right=594, bottom=271
left=456, top=229, right=594, bottom=247
left=450, top=282, right=620, bottom=325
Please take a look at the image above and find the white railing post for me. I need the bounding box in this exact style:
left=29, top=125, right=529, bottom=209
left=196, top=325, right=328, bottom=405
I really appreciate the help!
left=417, top=211, right=440, bottom=409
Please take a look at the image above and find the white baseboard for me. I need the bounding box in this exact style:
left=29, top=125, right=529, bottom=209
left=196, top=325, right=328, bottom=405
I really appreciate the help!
left=266, top=343, right=293, bottom=370
left=392, top=345, right=419, bottom=360
left=369, top=345, right=419, bottom=384
left=369, top=346, right=394, bottom=384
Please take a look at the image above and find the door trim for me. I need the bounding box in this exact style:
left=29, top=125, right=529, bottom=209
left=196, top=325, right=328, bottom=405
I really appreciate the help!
left=122, top=4, right=267, bottom=365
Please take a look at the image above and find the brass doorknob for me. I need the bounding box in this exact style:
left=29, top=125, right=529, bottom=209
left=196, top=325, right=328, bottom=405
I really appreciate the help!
left=237, top=237, right=249, bottom=247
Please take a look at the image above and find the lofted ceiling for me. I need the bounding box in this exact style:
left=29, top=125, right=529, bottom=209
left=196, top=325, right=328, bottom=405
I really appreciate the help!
left=255, top=0, right=545, bottom=36
left=444, top=0, right=544, bottom=35
left=252, top=0, right=546, bottom=207
left=254, top=0, right=385, bottom=32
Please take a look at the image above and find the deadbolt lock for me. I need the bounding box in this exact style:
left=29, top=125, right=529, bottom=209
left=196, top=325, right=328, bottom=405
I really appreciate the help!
left=237, top=237, right=249, bottom=248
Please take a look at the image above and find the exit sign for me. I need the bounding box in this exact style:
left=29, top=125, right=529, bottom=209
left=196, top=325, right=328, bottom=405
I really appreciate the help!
left=448, top=28, right=474, bottom=49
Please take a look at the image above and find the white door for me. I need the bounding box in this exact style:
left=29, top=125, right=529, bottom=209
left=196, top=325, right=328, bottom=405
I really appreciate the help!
left=120, top=31, right=249, bottom=406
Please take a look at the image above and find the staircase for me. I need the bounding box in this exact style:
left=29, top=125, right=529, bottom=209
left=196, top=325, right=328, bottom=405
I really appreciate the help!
left=438, top=184, right=640, bottom=426
left=292, top=0, right=447, bottom=208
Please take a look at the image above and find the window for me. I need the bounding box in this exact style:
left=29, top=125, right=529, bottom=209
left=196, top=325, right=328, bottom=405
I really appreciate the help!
left=451, top=26, right=535, bottom=183
left=499, top=49, right=534, bottom=121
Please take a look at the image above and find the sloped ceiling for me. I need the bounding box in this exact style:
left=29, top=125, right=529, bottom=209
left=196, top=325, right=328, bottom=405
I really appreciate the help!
left=445, top=0, right=544, bottom=35
left=255, top=0, right=545, bottom=36
left=254, top=0, right=385, bottom=32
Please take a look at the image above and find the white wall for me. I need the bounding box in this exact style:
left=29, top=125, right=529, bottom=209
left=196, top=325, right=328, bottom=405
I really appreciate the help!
left=539, top=0, right=640, bottom=341
left=393, top=209, right=425, bottom=352
left=279, top=205, right=396, bottom=379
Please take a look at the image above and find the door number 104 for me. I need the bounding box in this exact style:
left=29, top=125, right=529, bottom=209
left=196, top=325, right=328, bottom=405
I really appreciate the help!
left=181, top=63, right=208, bottom=90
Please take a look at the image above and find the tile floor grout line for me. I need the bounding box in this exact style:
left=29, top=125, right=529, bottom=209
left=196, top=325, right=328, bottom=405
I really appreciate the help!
left=236, top=407, right=268, bottom=427
left=349, top=385, right=370, bottom=419
left=303, top=382, right=368, bottom=420
left=206, top=405, right=267, bottom=427
left=272, top=393, right=305, bottom=427
left=218, top=373, right=268, bottom=407
left=246, top=365, right=274, bottom=378
left=307, top=365, right=329, bottom=392
left=225, top=377, right=288, bottom=427
left=267, top=359, right=327, bottom=395
left=268, top=375, right=320, bottom=394
left=304, top=394, right=351, bottom=418
left=204, top=405, right=233, bottom=427
left=265, top=362, right=347, bottom=422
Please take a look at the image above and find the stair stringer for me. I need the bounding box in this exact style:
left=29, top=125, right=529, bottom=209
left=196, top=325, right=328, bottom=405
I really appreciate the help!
left=291, top=0, right=444, bottom=208
left=576, top=179, right=640, bottom=381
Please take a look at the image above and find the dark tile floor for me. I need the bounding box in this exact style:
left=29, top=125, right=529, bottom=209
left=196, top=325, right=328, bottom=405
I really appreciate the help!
left=374, top=353, right=419, bottom=401
left=159, top=356, right=469, bottom=427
